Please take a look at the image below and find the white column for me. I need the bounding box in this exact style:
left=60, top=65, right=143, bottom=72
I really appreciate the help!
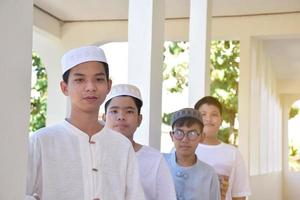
left=128, top=0, right=165, bottom=150
left=238, top=36, right=251, bottom=168
left=188, top=0, right=212, bottom=106
left=0, top=0, right=32, bottom=199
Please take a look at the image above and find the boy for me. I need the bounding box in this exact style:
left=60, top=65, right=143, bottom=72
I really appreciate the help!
left=26, top=46, right=145, bottom=200
left=103, top=84, right=176, bottom=200
left=194, top=96, right=251, bottom=200
left=164, top=108, right=220, bottom=200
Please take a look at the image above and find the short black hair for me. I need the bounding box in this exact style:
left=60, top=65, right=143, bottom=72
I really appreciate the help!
left=172, top=117, right=203, bottom=132
left=104, top=95, right=143, bottom=115
left=194, top=96, right=222, bottom=115
left=62, top=61, right=109, bottom=83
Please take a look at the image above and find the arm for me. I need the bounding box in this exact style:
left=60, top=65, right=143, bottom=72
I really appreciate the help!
left=156, top=157, right=177, bottom=200
left=125, top=146, right=145, bottom=200
left=231, top=149, right=251, bottom=199
left=211, top=172, right=221, bottom=200
left=26, top=135, right=42, bottom=199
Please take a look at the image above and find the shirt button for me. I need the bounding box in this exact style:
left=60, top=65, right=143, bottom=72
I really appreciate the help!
left=176, top=172, right=183, bottom=177
left=178, top=195, right=184, bottom=200
left=183, top=173, right=189, bottom=179
left=92, top=168, right=98, bottom=172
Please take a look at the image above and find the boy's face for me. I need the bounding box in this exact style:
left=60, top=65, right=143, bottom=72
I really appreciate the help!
left=170, top=123, right=203, bottom=157
left=60, top=61, right=111, bottom=114
left=198, top=103, right=222, bottom=138
left=104, top=96, right=142, bottom=139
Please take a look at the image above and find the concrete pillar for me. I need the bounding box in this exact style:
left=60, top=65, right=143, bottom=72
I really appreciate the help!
left=188, top=0, right=212, bottom=106
left=238, top=36, right=251, bottom=168
left=128, top=0, right=165, bottom=149
left=0, top=0, right=32, bottom=199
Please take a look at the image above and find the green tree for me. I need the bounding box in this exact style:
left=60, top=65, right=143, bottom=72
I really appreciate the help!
left=289, top=106, right=300, bottom=119
left=162, top=41, right=240, bottom=145
left=30, top=52, right=48, bottom=132
left=210, top=41, right=240, bottom=144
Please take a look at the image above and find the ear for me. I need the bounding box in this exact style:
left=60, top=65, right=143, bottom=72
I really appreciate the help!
left=102, top=113, right=106, bottom=122
left=169, top=131, right=174, bottom=142
left=60, top=81, right=69, bottom=96
left=199, top=132, right=206, bottom=143
left=107, top=79, right=112, bottom=94
left=137, top=114, right=143, bottom=127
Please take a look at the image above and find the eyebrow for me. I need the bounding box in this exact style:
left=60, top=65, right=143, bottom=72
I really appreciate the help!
left=72, top=72, right=106, bottom=77
left=109, top=106, right=136, bottom=110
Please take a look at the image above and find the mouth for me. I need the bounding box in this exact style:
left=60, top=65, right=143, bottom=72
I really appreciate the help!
left=83, top=96, right=98, bottom=103
left=114, top=124, right=128, bottom=129
left=179, top=145, right=191, bottom=149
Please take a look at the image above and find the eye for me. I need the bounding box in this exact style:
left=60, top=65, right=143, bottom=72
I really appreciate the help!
left=96, top=77, right=105, bottom=82
left=174, top=130, right=184, bottom=136
left=109, top=109, right=118, bottom=114
left=127, top=110, right=135, bottom=114
left=74, top=78, right=84, bottom=83
left=188, top=131, right=199, bottom=137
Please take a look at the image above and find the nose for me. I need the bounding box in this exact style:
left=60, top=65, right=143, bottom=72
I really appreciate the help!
left=181, top=133, right=189, bottom=142
left=85, top=80, right=96, bottom=92
left=117, top=112, right=125, bottom=121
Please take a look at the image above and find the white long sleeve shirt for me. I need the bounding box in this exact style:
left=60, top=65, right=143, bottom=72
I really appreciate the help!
left=26, top=120, right=145, bottom=200
left=136, top=146, right=176, bottom=200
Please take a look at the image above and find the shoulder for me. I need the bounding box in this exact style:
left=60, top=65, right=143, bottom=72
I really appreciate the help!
left=100, top=126, right=132, bottom=147
left=197, top=159, right=217, bottom=174
left=30, top=122, right=66, bottom=140
left=138, top=145, right=162, bottom=157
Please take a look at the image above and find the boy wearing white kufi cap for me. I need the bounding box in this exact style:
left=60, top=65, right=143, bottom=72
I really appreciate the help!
left=103, top=84, right=177, bottom=200
left=26, top=46, right=145, bottom=200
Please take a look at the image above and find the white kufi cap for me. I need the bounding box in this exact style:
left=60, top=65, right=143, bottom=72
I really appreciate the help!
left=61, top=46, right=107, bottom=75
left=106, top=84, right=143, bottom=103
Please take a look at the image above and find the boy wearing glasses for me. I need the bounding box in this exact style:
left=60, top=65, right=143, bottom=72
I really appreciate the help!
left=164, top=108, right=220, bottom=200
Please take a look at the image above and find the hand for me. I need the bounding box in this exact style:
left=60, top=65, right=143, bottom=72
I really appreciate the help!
left=218, top=174, right=229, bottom=200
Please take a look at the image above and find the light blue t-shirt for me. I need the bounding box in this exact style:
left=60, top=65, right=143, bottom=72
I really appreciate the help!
left=164, top=152, right=220, bottom=200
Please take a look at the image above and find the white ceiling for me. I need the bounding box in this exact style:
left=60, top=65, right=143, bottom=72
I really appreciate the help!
left=34, top=0, right=300, bottom=21
left=33, top=0, right=300, bottom=81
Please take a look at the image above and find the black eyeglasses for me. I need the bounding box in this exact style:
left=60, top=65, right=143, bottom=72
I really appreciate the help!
left=171, top=129, right=201, bottom=141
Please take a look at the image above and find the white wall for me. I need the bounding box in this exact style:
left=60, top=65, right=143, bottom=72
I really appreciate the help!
left=249, top=172, right=282, bottom=200
left=0, top=0, right=32, bottom=199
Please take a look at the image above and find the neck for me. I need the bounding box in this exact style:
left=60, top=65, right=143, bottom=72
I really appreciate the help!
left=176, top=153, right=197, bottom=167
left=202, top=136, right=221, bottom=145
left=68, top=110, right=102, bottom=137
left=131, top=140, right=142, bottom=152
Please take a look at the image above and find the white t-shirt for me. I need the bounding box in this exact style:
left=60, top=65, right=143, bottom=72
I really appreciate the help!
left=26, top=120, right=145, bottom=200
left=136, top=146, right=176, bottom=200
left=195, top=143, right=251, bottom=200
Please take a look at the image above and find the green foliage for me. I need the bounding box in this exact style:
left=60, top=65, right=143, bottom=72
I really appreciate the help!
left=30, top=52, right=48, bottom=132
left=289, top=106, right=300, bottom=119
left=162, top=112, right=173, bottom=125
left=163, top=41, right=189, bottom=93
left=289, top=145, right=298, bottom=157
left=210, top=41, right=240, bottom=145
left=162, top=41, right=240, bottom=145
